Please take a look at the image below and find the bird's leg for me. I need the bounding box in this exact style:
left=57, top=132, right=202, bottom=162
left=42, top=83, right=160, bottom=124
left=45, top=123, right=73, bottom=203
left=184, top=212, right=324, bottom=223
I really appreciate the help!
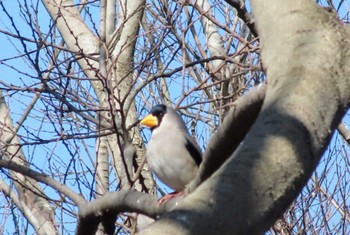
left=158, top=191, right=184, bottom=206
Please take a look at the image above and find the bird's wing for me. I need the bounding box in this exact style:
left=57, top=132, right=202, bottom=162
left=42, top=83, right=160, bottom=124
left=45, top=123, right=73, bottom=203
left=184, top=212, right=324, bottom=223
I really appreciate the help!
left=184, top=135, right=202, bottom=166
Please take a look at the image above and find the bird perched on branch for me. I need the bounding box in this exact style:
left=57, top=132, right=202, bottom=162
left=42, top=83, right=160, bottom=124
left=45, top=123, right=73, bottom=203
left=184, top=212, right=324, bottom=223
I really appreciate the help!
left=140, top=104, right=202, bottom=201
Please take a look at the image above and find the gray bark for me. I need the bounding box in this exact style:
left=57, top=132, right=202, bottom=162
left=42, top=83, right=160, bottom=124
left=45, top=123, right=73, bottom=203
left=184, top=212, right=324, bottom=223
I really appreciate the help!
left=0, top=91, right=57, bottom=234
left=139, top=1, right=350, bottom=234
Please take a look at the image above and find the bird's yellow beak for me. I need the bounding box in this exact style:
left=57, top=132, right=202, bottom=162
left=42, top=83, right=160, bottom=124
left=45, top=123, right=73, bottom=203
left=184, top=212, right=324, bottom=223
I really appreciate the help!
left=140, top=114, right=159, bottom=128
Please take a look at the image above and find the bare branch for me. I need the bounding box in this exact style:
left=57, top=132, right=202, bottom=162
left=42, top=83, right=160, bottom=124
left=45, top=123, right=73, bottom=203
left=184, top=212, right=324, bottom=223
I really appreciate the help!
left=77, top=191, right=158, bottom=235
left=224, top=0, right=258, bottom=37
left=0, top=159, right=85, bottom=206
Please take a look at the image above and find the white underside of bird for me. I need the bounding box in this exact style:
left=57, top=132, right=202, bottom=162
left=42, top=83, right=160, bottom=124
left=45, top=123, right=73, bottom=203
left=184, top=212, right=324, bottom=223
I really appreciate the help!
left=147, top=126, right=199, bottom=191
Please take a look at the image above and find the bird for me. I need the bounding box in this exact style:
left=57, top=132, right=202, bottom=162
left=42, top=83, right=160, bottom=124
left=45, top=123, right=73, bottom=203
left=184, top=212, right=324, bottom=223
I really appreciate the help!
left=140, top=104, right=202, bottom=201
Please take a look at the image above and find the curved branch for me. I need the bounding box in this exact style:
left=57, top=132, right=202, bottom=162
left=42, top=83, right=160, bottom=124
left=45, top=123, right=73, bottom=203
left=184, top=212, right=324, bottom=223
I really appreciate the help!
left=76, top=191, right=159, bottom=235
left=0, top=159, right=85, bottom=206
left=224, top=0, right=258, bottom=37
left=187, top=81, right=350, bottom=194
left=187, top=82, right=267, bottom=193
left=139, top=2, right=350, bottom=234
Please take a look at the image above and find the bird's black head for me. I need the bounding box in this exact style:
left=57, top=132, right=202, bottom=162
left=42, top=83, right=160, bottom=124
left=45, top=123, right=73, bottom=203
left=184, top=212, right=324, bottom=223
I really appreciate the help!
left=150, top=104, right=167, bottom=117
left=140, top=104, right=167, bottom=131
left=149, top=104, right=167, bottom=128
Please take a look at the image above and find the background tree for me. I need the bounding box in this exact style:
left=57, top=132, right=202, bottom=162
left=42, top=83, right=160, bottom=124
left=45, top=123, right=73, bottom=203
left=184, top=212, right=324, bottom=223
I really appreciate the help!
left=0, top=0, right=350, bottom=234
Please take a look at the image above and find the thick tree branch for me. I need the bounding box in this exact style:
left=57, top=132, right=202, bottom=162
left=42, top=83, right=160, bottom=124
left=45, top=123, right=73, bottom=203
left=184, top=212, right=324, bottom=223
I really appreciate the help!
left=139, top=1, right=350, bottom=234
left=187, top=82, right=266, bottom=193
left=0, top=179, right=49, bottom=233
left=0, top=91, right=57, bottom=234
left=76, top=191, right=158, bottom=235
left=188, top=81, right=350, bottom=195
left=41, top=0, right=105, bottom=101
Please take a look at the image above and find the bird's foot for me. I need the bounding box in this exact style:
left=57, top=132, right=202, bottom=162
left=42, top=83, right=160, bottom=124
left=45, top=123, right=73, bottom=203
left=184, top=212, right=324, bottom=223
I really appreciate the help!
left=157, top=191, right=184, bottom=206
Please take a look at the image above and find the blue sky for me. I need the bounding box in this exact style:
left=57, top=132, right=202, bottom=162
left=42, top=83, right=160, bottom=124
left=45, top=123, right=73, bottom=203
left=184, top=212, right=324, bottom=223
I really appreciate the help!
left=1, top=0, right=350, bottom=234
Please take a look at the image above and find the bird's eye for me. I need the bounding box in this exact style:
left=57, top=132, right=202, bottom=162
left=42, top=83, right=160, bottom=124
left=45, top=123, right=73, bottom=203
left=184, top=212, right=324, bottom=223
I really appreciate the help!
left=150, top=105, right=167, bottom=118
left=153, top=111, right=164, bottom=117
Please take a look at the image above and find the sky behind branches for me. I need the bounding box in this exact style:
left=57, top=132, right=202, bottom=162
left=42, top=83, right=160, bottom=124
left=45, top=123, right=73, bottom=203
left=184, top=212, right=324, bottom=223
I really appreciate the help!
left=1, top=0, right=350, bottom=234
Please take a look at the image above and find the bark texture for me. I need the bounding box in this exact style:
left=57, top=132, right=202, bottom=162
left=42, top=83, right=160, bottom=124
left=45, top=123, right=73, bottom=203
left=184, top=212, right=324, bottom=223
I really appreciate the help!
left=139, top=1, right=350, bottom=234
left=0, top=91, right=57, bottom=234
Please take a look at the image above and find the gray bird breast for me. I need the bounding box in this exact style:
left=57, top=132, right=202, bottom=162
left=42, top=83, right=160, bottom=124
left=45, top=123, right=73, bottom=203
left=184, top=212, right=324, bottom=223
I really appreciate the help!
left=146, top=129, right=199, bottom=191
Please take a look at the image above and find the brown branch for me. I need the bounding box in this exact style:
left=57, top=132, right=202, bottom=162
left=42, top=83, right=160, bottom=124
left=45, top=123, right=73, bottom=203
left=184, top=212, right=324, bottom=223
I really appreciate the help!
left=76, top=187, right=190, bottom=235
left=76, top=191, right=159, bottom=235
left=186, top=82, right=267, bottom=193
left=187, top=81, right=350, bottom=194
left=0, top=159, right=85, bottom=206
left=224, top=0, right=258, bottom=37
